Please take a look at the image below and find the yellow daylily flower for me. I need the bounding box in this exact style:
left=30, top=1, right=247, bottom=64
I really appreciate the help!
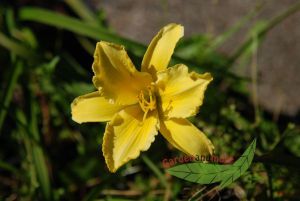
left=71, top=23, right=214, bottom=172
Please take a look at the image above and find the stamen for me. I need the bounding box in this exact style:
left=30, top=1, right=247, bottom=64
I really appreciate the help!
left=138, top=86, right=156, bottom=122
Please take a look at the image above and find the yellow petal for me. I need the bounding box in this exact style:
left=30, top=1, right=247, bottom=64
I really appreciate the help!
left=156, top=64, right=212, bottom=118
left=71, top=91, right=125, bottom=123
left=141, top=23, right=183, bottom=77
left=102, top=105, right=158, bottom=172
left=92, top=41, right=152, bottom=105
left=160, top=118, right=214, bottom=156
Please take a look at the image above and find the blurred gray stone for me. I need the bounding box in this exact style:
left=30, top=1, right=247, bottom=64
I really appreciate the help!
left=100, top=0, right=300, bottom=116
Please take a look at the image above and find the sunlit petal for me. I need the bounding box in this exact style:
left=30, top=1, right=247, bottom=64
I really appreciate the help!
left=71, top=91, right=126, bottom=123
left=160, top=118, right=214, bottom=156
left=92, top=41, right=152, bottom=105
left=141, top=23, right=183, bottom=77
left=156, top=64, right=212, bottom=118
left=102, top=105, right=159, bottom=172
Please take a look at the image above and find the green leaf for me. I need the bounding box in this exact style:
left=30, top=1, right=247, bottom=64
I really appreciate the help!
left=219, top=139, right=256, bottom=188
left=167, top=163, right=235, bottom=184
left=167, top=139, right=256, bottom=189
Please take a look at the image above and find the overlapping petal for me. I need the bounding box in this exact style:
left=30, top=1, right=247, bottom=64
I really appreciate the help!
left=92, top=41, right=152, bottom=105
left=160, top=118, right=214, bottom=156
left=141, top=23, right=183, bottom=77
left=102, top=105, right=159, bottom=172
left=156, top=64, right=212, bottom=119
left=71, top=91, right=125, bottom=123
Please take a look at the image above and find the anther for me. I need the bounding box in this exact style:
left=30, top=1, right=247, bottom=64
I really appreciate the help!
left=138, top=87, right=156, bottom=122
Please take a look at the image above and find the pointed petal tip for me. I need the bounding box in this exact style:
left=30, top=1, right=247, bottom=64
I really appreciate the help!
left=165, top=23, right=184, bottom=36
left=160, top=118, right=214, bottom=157
left=141, top=23, right=185, bottom=75
left=96, top=41, right=125, bottom=51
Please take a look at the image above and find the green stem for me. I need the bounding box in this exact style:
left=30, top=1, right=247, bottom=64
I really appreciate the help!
left=265, top=164, right=274, bottom=201
left=250, top=32, right=260, bottom=125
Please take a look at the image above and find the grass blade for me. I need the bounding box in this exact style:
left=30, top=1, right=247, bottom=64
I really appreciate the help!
left=205, top=2, right=263, bottom=54
left=230, top=1, right=300, bottom=64
left=0, top=160, right=20, bottom=176
left=0, top=60, right=23, bottom=132
left=0, top=32, right=36, bottom=58
left=19, top=7, right=146, bottom=56
left=64, top=0, right=98, bottom=24
left=142, top=155, right=168, bottom=188
left=15, top=109, right=39, bottom=197
left=28, top=92, right=52, bottom=200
